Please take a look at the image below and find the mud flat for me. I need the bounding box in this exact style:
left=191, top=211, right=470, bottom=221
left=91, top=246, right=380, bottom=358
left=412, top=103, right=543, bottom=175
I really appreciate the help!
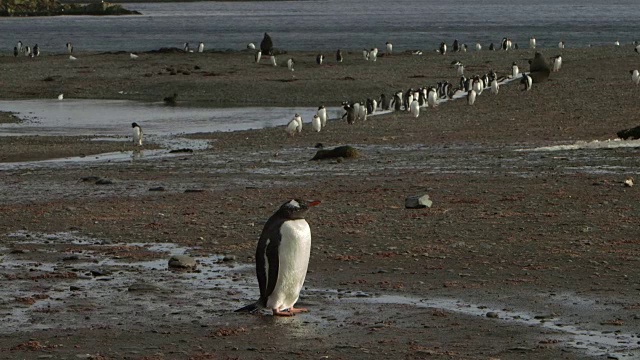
left=0, top=46, right=640, bottom=359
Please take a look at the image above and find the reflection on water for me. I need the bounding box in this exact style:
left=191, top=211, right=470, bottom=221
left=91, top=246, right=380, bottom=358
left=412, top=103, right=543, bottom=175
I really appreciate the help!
left=0, top=99, right=339, bottom=137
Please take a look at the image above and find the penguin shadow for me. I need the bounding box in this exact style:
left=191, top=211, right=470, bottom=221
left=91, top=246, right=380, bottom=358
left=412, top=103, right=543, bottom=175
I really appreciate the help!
left=131, top=148, right=144, bottom=160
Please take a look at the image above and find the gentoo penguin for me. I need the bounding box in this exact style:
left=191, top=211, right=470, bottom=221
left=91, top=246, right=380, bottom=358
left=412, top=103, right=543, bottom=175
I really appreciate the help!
left=66, top=42, right=73, bottom=54
left=183, top=42, right=190, bottom=52
left=472, top=76, right=483, bottom=95
left=33, top=44, right=40, bottom=57
left=260, top=32, right=274, bottom=55
left=452, top=39, right=459, bottom=52
left=312, top=115, right=321, bottom=132
left=489, top=43, right=495, bottom=51
left=392, top=91, right=403, bottom=111
left=294, top=113, right=302, bottom=133
left=352, top=102, right=360, bottom=120
left=69, top=55, right=77, bottom=61
left=529, top=37, right=536, bottom=49
left=439, top=42, right=447, bottom=55
left=336, top=49, right=343, bottom=63
left=630, top=70, right=640, bottom=85
left=558, top=41, right=565, bottom=49
left=409, top=99, right=419, bottom=118
left=198, top=42, right=204, bottom=53
left=467, top=89, right=476, bottom=105
left=462, top=44, right=468, bottom=52
left=456, top=63, right=464, bottom=77
left=57, top=94, right=64, bottom=100
left=514, top=43, right=519, bottom=50
left=270, top=56, right=277, bottom=67
left=286, top=117, right=298, bottom=136
left=17, top=41, right=22, bottom=53
left=521, top=73, right=533, bottom=91
left=255, top=50, right=262, bottom=64
left=317, top=105, right=327, bottom=127
left=130, top=53, right=139, bottom=59
left=475, top=43, right=482, bottom=51
left=635, top=45, right=640, bottom=54
left=24, top=46, right=30, bottom=56
left=316, top=54, right=324, bottom=65
left=13, top=47, right=18, bottom=57
left=490, top=79, right=499, bottom=95
left=501, top=37, right=509, bottom=50
left=235, top=199, right=320, bottom=316
left=342, top=103, right=356, bottom=124
left=427, top=87, right=438, bottom=108
left=362, top=49, right=370, bottom=60
left=131, top=122, right=143, bottom=146
left=247, top=43, right=256, bottom=50
left=287, top=58, right=294, bottom=71
left=512, top=62, right=519, bottom=78
left=615, top=40, right=620, bottom=47
left=366, top=98, right=377, bottom=114
left=380, top=93, right=390, bottom=110
left=370, top=48, right=378, bottom=61
left=552, top=55, right=562, bottom=72
left=358, top=101, right=367, bottom=121
left=386, top=41, right=393, bottom=55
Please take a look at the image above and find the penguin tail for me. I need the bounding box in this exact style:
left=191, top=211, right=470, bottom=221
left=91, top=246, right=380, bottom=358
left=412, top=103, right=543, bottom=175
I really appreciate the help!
left=234, top=302, right=259, bottom=313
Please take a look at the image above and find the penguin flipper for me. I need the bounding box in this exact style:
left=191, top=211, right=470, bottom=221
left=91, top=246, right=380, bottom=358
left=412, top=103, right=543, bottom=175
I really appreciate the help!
left=234, top=302, right=260, bottom=313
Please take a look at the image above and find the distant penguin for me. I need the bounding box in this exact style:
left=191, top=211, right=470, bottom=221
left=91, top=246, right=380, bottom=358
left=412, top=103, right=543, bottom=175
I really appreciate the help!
left=439, top=42, right=447, bottom=55
left=462, top=43, right=468, bottom=52
left=472, top=76, right=483, bottom=95
left=287, top=58, right=294, bottom=71
left=353, top=102, right=360, bottom=119
left=392, top=91, right=403, bottom=111
left=467, top=90, right=476, bottom=105
left=489, top=43, right=495, bottom=51
left=529, top=37, right=536, bottom=49
left=552, top=55, right=562, bottom=72
left=131, top=122, right=143, bottom=146
left=427, top=87, right=438, bottom=108
left=475, top=43, right=482, bottom=51
left=370, top=48, right=378, bottom=61
left=453, top=39, right=459, bottom=52
left=342, top=103, right=356, bottom=124
left=386, top=41, right=393, bottom=55
left=521, top=73, right=533, bottom=91
left=23, top=46, right=30, bottom=56
left=247, top=43, right=256, bottom=50
left=409, top=99, right=420, bottom=118
left=635, top=44, right=640, bottom=53
left=261, top=33, right=274, bottom=55
left=490, top=79, right=499, bottom=95
left=17, top=41, right=22, bottom=53
left=286, top=118, right=298, bottom=136
left=13, top=47, right=18, bottom=57
left=235, top=199, right=320, bottom=316
left=294, top=113, right=302, bottom=133
left=512, top=62, right=519, bottom=78
left=317, top=105, right=327, bottom=127
left=358, top=102, right=367, bottom=121
left=615, top=40, right=620, bottom=47
left=312, top=115, right=322, bottom=132
left=514, top=43, right=519, bottom=50
left=366, top=98, right=377, bottom=114
left=316, top=54, right=324, bottom=65
left=336, top=49, right=343, bottom=63
left=501, top=37, right=508, bottom=50
left=380, top=93, right=390, bottom=110
left=33, top=44, right=40, bottom=57
left=69, top=55, right=77, bottom=61
left=183, top=42, right=190, bottom=52
left=57, top=94, right=64, bottom=100
left=456, top=63, right=464, bottom=77
left=198, top=42, right=204, bottom=53
left=362, top=49, right=370, bottom=60
left=558, top=41, right=565, bottom=49
left=66, top=42, right=73, bottom=54
left=270, top=56, right=277, bottom=67
left=631, top=70, right=640, bottom=85
left=130, top=53, right=139, bottom=59
left=255, top=51, right=262, bottom=64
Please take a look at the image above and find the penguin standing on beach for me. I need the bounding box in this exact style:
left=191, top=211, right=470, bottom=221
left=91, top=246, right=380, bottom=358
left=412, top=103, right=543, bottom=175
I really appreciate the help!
left=235, top=199, right=320, bottom=316
left=66, top=42, right=73, bottom=54
left=552, top=55, right=562, bottom=72
left=312, top=115, right=322, bottom=132
left=630, top=70, right=639, bottom=85
left=317, top=105, right=327, bottom=127
left=287, top=58, right=294, bottom=71
left=336, top=49, right=343, bottom=63
left=255, top=50, right=262, bottom=64
left=512, top=62, right=519, bottom=79
left=386, top=41, right=393, bottom=55
left=316, top=54, right=324, bottom=65
left=467, top=89, right=476, bottom=105
left=380, top=93, right=390, bottom=110
left=439, top=42, right=447, bottom=55
left=409, top=99, right=420, bottom=118
left=131, top=122, right=143, bottom=146
left=198, top=42, right=204, bottom=53
left=33, top=44, right=40, bottom=57
left=521, top=73, right=533, bottom=91
left=270, top=56, right=277, bottom=67
left=286, top=117, right=298, bottom=136
left=183, top=42, right=190, bottom=52
left=452, top=39, right=459, bottom=52
left=392, top=91, right=403, bottom=111
left=17, top=41, right=22, bottom=53
left=13, top=47, right=18, bottom=57
left=529, top=37, right=536, bottom=49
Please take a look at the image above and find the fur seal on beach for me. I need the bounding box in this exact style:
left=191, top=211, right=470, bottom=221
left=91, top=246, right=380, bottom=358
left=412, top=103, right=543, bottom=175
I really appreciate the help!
left=260, top=33, right=273, bottom=55
left=235, top=199, right=319, bottom=316
left=528, top=52, right=551, bottom=83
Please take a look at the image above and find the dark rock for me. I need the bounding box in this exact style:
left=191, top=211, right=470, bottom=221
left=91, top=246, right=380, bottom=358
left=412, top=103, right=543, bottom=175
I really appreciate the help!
left=95, top=178, right=115, bottom=185
left=81, top=176, right=101, bottom=182
left=617, top=125, right=640, bottom=140
left=184, top=189, right=205, bottom=193
left=486, top=312, right=499, bottom=318
left=128, top=281, right=164, bottom=293
left=149, top=187, right=165, bottom=192
left=222, top=255, right=236, bottom=262
left=169, top=148, right=193, bottom=154
left=311, top=145, right=360, bottom=161
left=168, top=255, right=197, bottom=269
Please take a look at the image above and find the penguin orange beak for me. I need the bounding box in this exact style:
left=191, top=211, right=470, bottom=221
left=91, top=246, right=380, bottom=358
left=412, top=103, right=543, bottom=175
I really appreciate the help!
left=308, top=200, right=321, bottom=207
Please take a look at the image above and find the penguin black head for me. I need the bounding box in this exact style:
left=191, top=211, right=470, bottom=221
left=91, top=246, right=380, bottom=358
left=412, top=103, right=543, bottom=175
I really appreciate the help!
left=132, top=122, right=139, bottom=128
left=277, top=199, right=320, bottom=220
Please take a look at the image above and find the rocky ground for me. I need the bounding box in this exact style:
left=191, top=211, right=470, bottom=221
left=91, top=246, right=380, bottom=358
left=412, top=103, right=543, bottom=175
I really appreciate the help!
left=0, top=46, right=639, bottom=360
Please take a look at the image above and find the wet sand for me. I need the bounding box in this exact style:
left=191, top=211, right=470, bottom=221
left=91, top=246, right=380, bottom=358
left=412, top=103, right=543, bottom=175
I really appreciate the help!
left=1, top=46, right=640, bottom=359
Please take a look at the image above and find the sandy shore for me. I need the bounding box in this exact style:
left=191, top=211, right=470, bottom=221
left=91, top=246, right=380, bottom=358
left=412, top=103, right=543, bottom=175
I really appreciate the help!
left=1, top=46, right=640, bottom=359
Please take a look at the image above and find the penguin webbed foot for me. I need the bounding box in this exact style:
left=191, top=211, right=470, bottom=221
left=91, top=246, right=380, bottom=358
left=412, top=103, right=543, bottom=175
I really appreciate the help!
left=272, top=309, right=295, bottom=317
left=288, top=306, right=308, bottom=314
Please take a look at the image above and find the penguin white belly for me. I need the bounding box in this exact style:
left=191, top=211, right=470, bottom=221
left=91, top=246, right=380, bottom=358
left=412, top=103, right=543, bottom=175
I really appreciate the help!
left=133, top=127, right=142, bottom=146
left=267, top=219, right=311, bottom=311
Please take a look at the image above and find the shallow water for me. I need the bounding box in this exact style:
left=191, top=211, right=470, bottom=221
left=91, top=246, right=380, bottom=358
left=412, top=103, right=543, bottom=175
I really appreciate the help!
left=0, top=99, right=339, bottom=136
